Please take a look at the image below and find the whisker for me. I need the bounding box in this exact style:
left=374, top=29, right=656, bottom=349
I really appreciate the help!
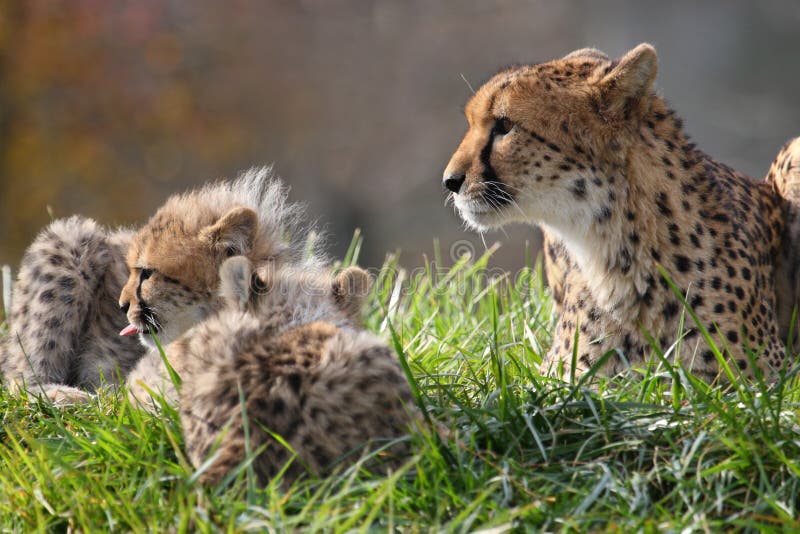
left=507, top=197, right=526, bottom=218
left=460, top=73, right=476, bottom=94
left=496, top=182, right=524, bottom=193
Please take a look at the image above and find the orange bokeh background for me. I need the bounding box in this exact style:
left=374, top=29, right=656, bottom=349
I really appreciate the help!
left=1, top=1, right=799, bottom=268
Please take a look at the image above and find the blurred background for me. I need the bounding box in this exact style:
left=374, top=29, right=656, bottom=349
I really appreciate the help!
left=1, top=1, right=800, bottom=269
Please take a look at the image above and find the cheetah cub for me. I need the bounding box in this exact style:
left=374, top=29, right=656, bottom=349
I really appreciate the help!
left=1, top=167, right=316, bottom=404
left=444, top=43, right=800, bottom=381
left=121, top=168, right=320, bottom=407
left=1, top=217, right=143, bottom=403
left=177, top=257, right=417, bottom=486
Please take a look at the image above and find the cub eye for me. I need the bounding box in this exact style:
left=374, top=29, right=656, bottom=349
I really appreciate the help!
left=225, top=246, right=238, bottom=258
left=139, top=268, right=154, bottom=282
left=251, top=272, right=268, bottom=294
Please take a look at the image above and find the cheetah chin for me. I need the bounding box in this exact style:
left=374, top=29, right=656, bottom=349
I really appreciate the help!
left=453, top=198, right=506, bottom=232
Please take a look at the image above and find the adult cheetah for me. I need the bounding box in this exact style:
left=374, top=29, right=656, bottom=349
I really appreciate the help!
left=443, top=43, right=800, bottom=381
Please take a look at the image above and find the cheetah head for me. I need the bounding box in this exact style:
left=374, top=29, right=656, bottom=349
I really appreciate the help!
left=218, top=256, right=372, bottom=329
left=443, top=43, right=658, bottom=236
left=118, top=170, right=313, bottom=350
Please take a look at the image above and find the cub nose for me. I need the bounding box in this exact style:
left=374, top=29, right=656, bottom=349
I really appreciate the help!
left=119, top=300, right=130, bottom=313
left=443, top=173, right=466, bottom=193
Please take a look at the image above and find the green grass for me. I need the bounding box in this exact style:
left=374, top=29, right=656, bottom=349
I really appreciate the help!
left=2, top=243, right=800, bottom=532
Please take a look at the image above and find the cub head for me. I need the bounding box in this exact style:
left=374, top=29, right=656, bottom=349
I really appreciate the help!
left=443, top=43, right=659, bottom=234
left=119, top=169, right=315, bottom=349
left=219, top=256, right=372, bottom=329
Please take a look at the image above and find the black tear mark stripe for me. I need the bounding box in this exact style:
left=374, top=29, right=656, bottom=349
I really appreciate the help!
left=480, top=93, right=499, bottom=183
left=479, top=93, right=512, bottom=207
left=479, top=125, right=500, bottom=183
left=135, top=275, right=145, bottom=302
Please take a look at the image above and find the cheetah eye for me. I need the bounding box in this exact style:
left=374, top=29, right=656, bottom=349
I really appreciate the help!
left=225, top=246, right=238, bottom=258
left=139, top=268, right=154, bottom=282
left=251, top=272, right=268, bottom=294
left=495, top=117, right=514, bottom=136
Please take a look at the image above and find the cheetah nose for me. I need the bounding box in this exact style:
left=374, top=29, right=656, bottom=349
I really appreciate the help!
left=120, top=301, right=130, bottom=313
left=443, top=173, right=466, bottom=193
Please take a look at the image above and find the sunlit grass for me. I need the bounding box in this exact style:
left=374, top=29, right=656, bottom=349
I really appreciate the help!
left=2, top=241, right=800, bottom=531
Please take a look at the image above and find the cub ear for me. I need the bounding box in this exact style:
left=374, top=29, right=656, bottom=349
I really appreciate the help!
left=331, top=266, right=372, bottom=322
left=219, top=256, right=252, bottom=311
left=598, top=43, right=657, bottom=118
left=200, top=207, right=258, bottom=257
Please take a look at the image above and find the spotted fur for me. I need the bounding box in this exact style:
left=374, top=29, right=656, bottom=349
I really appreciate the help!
left=122, top=168, right=322, bottom=407
left=178, top=257, right=416, bottom=486
left=120, top=166, right=318, bottom=352
left=444, top=43, right=798, bottom=380
left=2, top=167, right=317, bottom=403
left=1, top=217, right=142, bottom=401
left=767, top=138, right=800, bottom=352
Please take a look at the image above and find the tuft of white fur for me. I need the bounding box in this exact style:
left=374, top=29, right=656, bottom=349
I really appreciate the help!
left=224, top=166, right=316, bottom=263
left=163, top=166, right=324, bottom=266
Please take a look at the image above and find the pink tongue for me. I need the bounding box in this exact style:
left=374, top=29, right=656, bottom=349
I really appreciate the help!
left=119, top=324, right=140, bottom=337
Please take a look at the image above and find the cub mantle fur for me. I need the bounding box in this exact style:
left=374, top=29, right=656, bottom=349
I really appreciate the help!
left=178, top=257, right=418, bottom=486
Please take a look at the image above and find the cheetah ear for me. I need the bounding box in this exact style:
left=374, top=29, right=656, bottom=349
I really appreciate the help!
left=332, top=266, right=372, bottom=323
left=200, top=207, right=258, bottom=257
left=219, top=256, right=252, bottom=311
left=598, top=43, right=657, bottom=118
left=562, top=47, right=609, bottom=62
